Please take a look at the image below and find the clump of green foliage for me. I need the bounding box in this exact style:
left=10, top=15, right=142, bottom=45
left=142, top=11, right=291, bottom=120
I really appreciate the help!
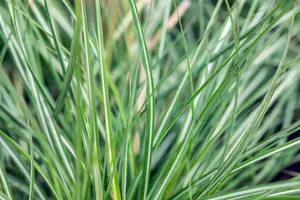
left=0, top=0, right=300, bottom=199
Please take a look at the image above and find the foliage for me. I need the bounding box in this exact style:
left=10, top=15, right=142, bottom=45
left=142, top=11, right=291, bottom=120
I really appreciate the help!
left=0, top=0, right=300, bottom=199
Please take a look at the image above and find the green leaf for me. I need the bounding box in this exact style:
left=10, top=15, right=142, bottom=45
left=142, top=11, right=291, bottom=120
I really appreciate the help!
left=128, top=0, right=156, bottom=199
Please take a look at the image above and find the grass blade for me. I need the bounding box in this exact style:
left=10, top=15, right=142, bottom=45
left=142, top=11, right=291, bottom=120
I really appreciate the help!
left=128, top=0, right=155, bottom=199
left=54, top=0, right=82, bottom=116
left=95, top=1, right=121, bottom=199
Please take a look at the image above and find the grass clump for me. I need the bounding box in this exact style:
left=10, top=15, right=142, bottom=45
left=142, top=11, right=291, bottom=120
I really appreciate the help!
left=0, top=0, right=300, bottom=199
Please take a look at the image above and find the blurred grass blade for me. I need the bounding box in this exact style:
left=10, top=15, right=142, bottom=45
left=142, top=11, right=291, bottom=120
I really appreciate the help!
left=29, top=129, right=35, bottom=200
left=204, top=181, right=300, bottom=200
left=0, top=191, right=10, bottom=200
left=44, top=0, right=66, bottom=74
left=0, top=162, right=14, bottom=200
